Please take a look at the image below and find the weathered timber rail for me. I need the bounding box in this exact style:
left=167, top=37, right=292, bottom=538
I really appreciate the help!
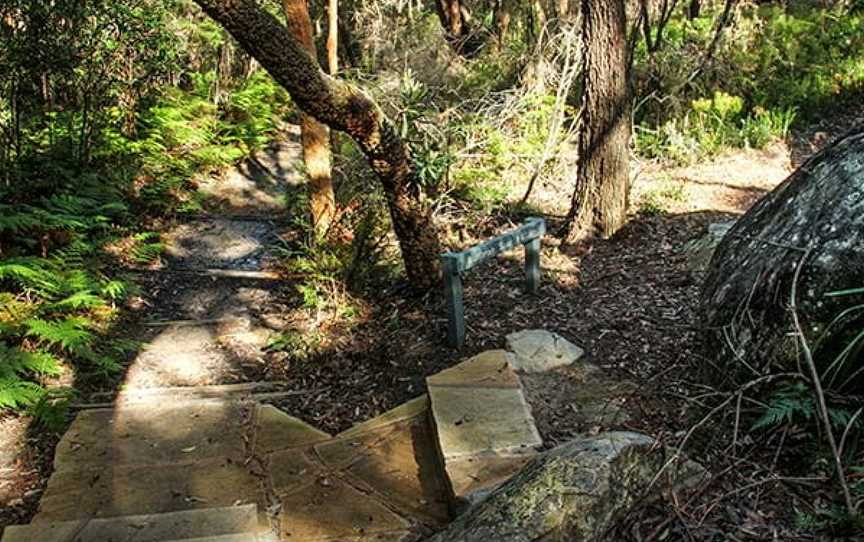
left=441, top=218, right=546, bottom=348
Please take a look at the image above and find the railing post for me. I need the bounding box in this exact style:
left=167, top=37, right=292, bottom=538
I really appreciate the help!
left=441, top=254, right=465, bottom=348
left=524, top=217, right=544, bottom=293
left=525, top=237, right=541, bottom=293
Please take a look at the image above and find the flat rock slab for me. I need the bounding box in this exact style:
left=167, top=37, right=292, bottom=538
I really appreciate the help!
left=505, top=329, right=584, bottom=373
left=34, top=457, right=265, bottom=523
left=3, top=504, right=261, bottom=542
left=53, top=400, right=252, bottom=472
left=254, top=405, right=331, bottom=454
left=311, top=399, right=450, bottom=526
left=427, top=350, right=542, bottom=510
left=277, top=478, right=413, bottom=541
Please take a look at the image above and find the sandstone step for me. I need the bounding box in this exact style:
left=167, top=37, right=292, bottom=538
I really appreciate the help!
left=76, top=382, right=296, bottom=409
left=253, top=404, right=331, bottom=454
left=33, top=458, right=267, bottom=524
left=165, top=534, right=269, bottom=542
left=1, top=504, right=263, bottom=542
left=426, top=350, right=542, bottom=512
left=53, top=399, right=254, bottom=473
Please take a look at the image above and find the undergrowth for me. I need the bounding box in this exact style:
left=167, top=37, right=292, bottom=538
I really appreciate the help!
left=1, top=37, right=289, bottom=421
left=634, top=4, right=864, bottom=163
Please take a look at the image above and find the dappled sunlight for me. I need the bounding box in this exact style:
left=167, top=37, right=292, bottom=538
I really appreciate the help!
left=632, top=142, right=794, bottom=216
left=196, top=127, right=306, bottom=215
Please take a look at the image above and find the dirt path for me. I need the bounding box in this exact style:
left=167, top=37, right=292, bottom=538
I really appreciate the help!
left=0, top=130, right=306, bottom=531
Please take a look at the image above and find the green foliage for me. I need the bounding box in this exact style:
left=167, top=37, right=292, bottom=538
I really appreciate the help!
left=634, top=4, right=863, bottom=162
left=265, top=330, right=324, bottom=361
left=636, top=91, right=797, bottom=163
left=637, top=180, right=687, bottom=215
left=0, top=1, right=291, bottom=419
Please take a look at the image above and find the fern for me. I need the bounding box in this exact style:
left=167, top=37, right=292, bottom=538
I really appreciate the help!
left=129, top=232, right=165, bottom=264
left=100, top=279, right=128, bottom=300
left=49, top=291, right=106, bottom=311
left=753, top=383, right=815, bottom=430
left=0, top=259, right=62, bottom=297
left=0, top=378, right=44, bottom=409
left=0, top=343, right=62, bottom=409
left=25, top=317, right=94, bottom=352
left=754, top=382, right=860, bottom=432
left=0, top=344, right=62, bottom=378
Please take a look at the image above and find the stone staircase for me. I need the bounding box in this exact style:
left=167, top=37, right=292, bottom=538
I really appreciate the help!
left=1, top=350, right=544, bottom=542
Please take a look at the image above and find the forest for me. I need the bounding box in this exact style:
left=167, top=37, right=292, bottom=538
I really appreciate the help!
left=1, top=0, right=863, bottom=540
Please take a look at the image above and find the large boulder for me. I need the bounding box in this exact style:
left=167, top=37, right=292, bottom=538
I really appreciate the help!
left=700, top=124, right=864, bottom=390
left=425, top=432, right=703, bottom=542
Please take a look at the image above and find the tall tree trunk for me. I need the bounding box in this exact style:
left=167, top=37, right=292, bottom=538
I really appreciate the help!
left=434, top=0, right=482, bottom=56
left=282, top=0, right=337, bottom=239
left=561, top=0, right=631, bottom=242
left=194, top=0, right=442, bottom=290
left=326, top=0, right=338, bottom=75
left=493, top=0, right=513, bottom=49
left=688, top=0, right=701, bottom=19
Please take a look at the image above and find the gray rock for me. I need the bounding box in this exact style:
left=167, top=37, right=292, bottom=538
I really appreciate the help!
left=701, top=124, right=864, bottom=392
left=505, top=329, right=584, bottom=373
left=427, top=432, right=705, bottom=542
left=683, top=221, right=735, bottom=272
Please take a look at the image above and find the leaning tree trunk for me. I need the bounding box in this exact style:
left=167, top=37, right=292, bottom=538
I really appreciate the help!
left=701, top=125, right=864, bottom=392
left=282, top=0, right=337, bottom=238
left=193, top=0, right=442, bottom=290
left=561, top=0, right=631, bottom=242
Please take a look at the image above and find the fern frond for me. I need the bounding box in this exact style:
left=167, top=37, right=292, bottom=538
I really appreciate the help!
left=25, top=317, right=94, bottom=352
left=0, top=258, right=62, bottom=296
left=0, top=343, right=62, bottom=377
left=0, top=378, right=44, bottom=409
left=49, top=291, right=106, bottom=311
left=100, top=280, right=128, bottom=300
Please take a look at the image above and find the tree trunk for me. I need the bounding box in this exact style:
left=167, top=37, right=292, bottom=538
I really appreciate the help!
left=700, top=125, right=864, bottom=392
left=561, top=0, right=631, bottom=242
left=194, top=0, right=442, bottom=290
left=493, top=0, right=513, bottom=49
left=282, top=0, right=337, bottom=239
left=434, top=0, right=482, bottom=56
left=326, top=0, right=338, bottom=75
left=688, top=0, right=701, bottom=19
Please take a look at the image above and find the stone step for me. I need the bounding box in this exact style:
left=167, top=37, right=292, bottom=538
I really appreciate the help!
left=52, top=399, right=254, bottom=473
left=77, top=382, right=299, bottom=408
left=426, top=350, right=543, bottom=513
left=166, top=534, right=271, bottom=542
left=1, top=504, right=263, bottom=542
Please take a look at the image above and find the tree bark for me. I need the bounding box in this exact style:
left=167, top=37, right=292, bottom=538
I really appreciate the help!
left=434, top=0, right=482, bottom=56
left=194, top=0, right=442, bottom=290
left=493, top=0, right=513, bottom=49
left=326, top=0, right=338, bottom=75
left=561, top=0, right=631, bottom=242
left=282, top=0, right=337, bottom=239
left=688, top=0, right=701, bottom=19
left=701, top=125, right=864, bottom=392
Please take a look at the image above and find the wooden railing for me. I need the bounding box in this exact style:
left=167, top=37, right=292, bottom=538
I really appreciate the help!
left=440, top=217, right=546, bottom=348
